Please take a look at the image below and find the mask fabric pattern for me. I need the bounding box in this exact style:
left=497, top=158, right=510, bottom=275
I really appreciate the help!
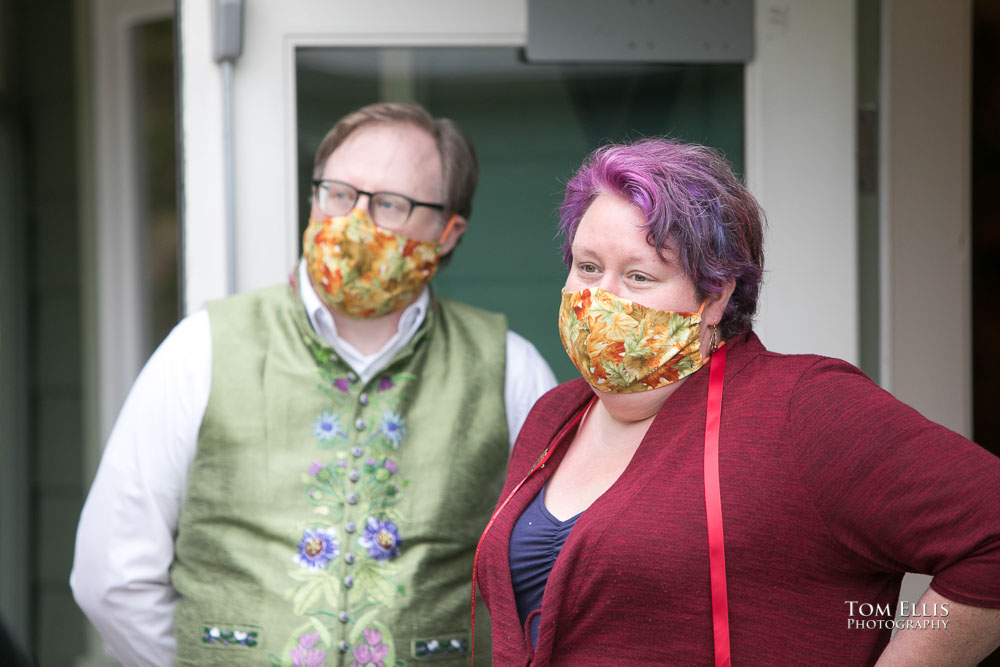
left=303, top=208, right=441, bottom=319
left=558, top=287, right=707, bottom=394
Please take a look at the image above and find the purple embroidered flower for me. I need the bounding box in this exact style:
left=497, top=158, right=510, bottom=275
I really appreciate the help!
left=311, top=411, right=346, bottom=441
left=333, top=377, right=350, bottom=393
left=293, top=528, right=339, bottom=570
left=378, top=411, right=406, bottom=449
left=308, top=461, right=324, bottom=476
left=350, top=627, right=390, bottom=667
left=366, top=457, right=378, bottom=466
left=337, top=460, right=348, bottom=468
left=376, top=376, right=394, bottom=392
left=358, top=517, right=402, bottom=561
left=384, top=459, right=398, bottom=475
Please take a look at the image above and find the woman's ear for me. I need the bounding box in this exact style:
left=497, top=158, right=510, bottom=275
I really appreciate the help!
left=706, top=280, right=736, bottom=326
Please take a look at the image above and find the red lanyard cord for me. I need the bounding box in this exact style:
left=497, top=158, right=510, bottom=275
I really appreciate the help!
left=705, top=345, right=730, bottom=667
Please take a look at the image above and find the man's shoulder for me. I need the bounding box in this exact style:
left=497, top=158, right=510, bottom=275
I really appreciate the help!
left=203, top=284, right=297, bottom=344
left=205, top=283, right=290, bottom=312
left=433, top=295, right=506, bottom=324
left=432, top=296, right=509, bottom=342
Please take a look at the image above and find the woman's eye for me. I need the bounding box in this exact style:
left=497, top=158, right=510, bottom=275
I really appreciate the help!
left=580, top=263, right=598, bottom=274
left=630, top=273, right=648, bottom=283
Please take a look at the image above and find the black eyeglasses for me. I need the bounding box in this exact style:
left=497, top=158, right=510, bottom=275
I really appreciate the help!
left=312, top=179, right=444, bottom=230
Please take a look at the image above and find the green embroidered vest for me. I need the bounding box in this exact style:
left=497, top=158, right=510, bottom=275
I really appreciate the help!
left=171, top=282, right=508, bottom=666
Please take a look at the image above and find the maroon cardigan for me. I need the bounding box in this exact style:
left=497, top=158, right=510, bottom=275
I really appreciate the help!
left=476, top=333, right=1000, bottom=666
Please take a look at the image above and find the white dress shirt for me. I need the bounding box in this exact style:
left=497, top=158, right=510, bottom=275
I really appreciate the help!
left=70, top=270, right=556, bottom=667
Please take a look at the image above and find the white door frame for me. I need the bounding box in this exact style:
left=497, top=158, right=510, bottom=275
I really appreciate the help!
left=78, top=1, right=173, bottom=665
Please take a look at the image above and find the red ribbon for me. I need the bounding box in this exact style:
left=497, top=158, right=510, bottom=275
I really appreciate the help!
left=704, top=345, right=731, bottom=667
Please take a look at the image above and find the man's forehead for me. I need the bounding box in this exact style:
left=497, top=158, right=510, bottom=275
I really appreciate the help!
left=322, top=122, right=443, bottom=196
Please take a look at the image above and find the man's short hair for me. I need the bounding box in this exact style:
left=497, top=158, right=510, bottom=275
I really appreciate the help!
left=313, top=102, right=479, bottom=220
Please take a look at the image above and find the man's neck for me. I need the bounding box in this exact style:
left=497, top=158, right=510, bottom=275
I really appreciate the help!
left=329, top=307, right=406, bottom=356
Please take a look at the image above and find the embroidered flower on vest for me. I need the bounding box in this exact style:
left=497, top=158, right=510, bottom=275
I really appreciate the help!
left=378, top=411, right=406, bottom=449
left=290, top=632, right=326, bottom=667
left=311, top=411, right=347, bottom=442
left=293, top=528, right=340, bottom=570
left=358, top=517, right=402, bottom=561
left=351, top=628, right=390, bottom=667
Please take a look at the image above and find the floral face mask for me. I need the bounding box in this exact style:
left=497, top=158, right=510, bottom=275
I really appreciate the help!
left=303, top=209, right=454, bottom=319
left=558, top=287, right=708, bottom=394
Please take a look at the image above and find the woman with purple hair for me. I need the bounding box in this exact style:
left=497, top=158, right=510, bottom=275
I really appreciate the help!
left=474, top=138, right=1000, bottom=665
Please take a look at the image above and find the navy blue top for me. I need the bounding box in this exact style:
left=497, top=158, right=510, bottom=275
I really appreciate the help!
left=508, top=483, right=582, bottom=648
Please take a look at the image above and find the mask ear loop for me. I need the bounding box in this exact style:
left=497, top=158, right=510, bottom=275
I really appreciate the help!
left=437, top=214, right=460, bottom=246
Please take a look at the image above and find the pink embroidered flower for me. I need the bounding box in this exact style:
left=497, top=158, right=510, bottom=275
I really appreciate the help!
left=290, top=632, right=326, bottom=667
left=333, top=378, right=350, bottom=392
left=350, top=628, right=389, bottom=667
left=377, top=376, right=394, bottom=392
left=308, top=461, right=323, bottom=476
left=384, top=459, right=398, bottom=475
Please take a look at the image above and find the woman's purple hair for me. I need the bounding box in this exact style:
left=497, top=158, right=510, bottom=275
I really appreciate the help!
left=559, top=138, right=765, bottom=339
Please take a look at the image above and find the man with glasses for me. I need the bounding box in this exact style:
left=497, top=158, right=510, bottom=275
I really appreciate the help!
left=72, top=103, right=556, bottom=666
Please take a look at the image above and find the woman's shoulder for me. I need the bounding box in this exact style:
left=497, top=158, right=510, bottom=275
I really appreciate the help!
left=508, top=379, right=593, bottom=467
left=733, top=332, right=875, bottom=393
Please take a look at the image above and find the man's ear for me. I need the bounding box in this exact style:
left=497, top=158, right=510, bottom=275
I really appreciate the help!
left=439, top=215, right=468, bottom=254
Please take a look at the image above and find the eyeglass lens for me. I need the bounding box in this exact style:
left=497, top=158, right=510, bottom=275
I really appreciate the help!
left=317, top=181, right=412, bottom=229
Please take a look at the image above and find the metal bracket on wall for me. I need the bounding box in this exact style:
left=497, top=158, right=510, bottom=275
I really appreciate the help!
left=527, top=0, right=754, bottom=63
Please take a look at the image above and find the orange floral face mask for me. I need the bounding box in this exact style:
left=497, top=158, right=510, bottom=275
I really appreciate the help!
left=558, top=287, right=707, bottom=394
left=303, top=209, right=449, bottom=319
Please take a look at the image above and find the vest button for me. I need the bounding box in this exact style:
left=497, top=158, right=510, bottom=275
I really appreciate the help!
left=359, top=392, right=369, bottom=405
left=355, top=418, right=366, bottom=431
left=347, top=371, right=358, bottom=382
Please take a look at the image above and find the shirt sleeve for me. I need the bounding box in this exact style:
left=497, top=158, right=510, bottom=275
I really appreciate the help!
left=70, top=311, right=212, bottom=666
left=504, top=331, right=558, bottom=448
left=790, top=358, right=1000, bottom=608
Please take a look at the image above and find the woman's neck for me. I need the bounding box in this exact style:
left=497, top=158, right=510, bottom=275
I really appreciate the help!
left=595, top=376, right=688, bottom=425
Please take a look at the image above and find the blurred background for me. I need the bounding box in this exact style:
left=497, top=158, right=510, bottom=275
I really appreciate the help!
left=1, top=0, right=997, bottom=664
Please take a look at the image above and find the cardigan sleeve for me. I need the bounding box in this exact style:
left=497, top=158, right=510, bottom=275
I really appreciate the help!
left=788, top=358, right=1000, bottom=609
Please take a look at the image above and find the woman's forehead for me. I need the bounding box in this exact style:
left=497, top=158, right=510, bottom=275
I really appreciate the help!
left=574, top=195, right=678, bottom=264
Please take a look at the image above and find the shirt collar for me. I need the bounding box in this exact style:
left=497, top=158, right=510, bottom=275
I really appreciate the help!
left=297, top=259, right=430, bottom=380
